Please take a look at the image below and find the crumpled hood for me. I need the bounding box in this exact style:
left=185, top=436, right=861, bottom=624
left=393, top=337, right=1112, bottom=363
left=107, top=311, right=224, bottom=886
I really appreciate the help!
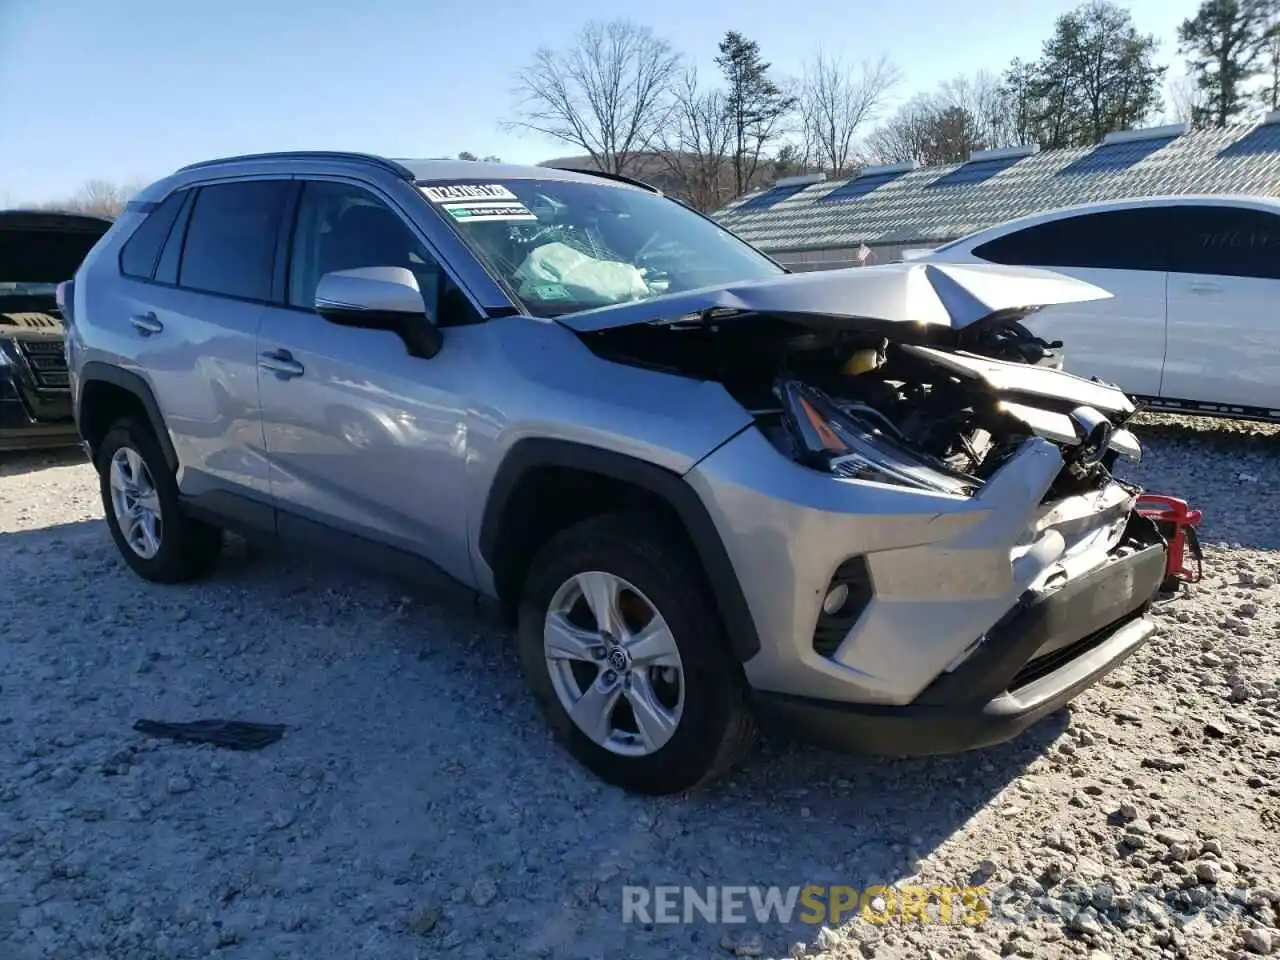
left=555, top=261, right=1112, bottom=335
left=0, top=211, right=112, bottom=285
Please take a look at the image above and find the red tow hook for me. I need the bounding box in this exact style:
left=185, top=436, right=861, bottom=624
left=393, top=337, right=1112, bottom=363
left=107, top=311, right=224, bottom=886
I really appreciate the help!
left=1135, top=494, right=1204, bottom=591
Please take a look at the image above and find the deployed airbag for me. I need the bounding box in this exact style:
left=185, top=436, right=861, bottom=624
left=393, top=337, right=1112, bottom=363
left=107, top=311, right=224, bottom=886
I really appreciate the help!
left=513, top=241, right=652, bottom=305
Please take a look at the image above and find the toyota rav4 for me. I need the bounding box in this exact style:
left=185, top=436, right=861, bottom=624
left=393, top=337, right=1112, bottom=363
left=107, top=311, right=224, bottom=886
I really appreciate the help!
left=66, top=153, right=1169, bottom=794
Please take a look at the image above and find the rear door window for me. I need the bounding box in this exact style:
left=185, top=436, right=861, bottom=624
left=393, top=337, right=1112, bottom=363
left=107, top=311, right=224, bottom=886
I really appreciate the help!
left=1163, top=206, right=1280, bottom=280
left=178, top=181, right=291, bottom=301
left=119, top=190, right=188, bottom=280
left=973, top=209, right=1172, bottom=272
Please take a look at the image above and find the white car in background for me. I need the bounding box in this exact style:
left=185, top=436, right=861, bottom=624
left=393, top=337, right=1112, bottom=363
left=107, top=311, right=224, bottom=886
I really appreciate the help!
left=921, top=196, right=1280, bottom=422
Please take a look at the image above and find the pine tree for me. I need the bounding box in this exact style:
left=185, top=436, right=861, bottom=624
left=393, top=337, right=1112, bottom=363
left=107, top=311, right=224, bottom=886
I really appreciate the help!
left=1005, top=1, right=1164, bottom=148
left=1178, top=0, right=1273, bottom=126
left=715, top=32, right=797, bottom=196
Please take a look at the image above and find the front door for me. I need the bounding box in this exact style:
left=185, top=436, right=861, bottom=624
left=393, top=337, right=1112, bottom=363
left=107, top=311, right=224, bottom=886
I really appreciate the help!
left=256, top=178, right=481, bottom=585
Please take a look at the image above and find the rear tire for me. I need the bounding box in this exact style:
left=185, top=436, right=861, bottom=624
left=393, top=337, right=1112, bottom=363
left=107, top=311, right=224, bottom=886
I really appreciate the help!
left=97, top=418, right=223, bottom=583
left=516, top=510, right=755, bottom=795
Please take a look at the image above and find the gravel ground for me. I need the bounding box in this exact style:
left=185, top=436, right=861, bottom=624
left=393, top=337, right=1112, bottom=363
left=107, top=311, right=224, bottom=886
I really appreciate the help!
left=0, top=413, right=1278, bottom=960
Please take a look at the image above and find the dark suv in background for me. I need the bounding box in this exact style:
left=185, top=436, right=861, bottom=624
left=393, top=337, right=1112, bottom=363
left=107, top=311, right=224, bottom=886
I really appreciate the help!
left=0, top=210, right=112, bottom=451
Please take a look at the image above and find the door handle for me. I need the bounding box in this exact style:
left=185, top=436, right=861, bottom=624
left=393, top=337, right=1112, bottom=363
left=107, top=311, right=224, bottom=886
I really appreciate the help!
left=1186, top=282, right=1223, bottom=294
left=129, top=312, right=163, bottom=336
left=258, top=349, right=305, bottom=380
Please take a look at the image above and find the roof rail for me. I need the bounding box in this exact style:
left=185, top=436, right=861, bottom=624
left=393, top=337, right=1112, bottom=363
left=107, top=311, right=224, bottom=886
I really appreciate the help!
left=176, top=151, right=415, bottom=179
left=548, top=167, right=662, bottom=193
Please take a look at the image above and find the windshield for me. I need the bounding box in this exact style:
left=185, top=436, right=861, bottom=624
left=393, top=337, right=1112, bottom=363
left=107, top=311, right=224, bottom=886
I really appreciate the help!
left=420, top=179, right=785, bottom=318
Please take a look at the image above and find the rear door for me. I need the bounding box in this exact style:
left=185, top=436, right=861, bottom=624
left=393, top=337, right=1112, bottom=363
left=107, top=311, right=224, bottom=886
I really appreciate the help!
left=969, top=208, right=1171, bottom=397
left=120, top=179, right=291, bottom=505
left=1162, top=204, right=1280, bottom=413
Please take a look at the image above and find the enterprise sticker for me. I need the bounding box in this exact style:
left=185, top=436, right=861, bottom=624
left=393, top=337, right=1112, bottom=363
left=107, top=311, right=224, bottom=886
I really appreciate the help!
left=422, top=183, right=518, bottom=203
left=441, top=200, right=537, bottom=223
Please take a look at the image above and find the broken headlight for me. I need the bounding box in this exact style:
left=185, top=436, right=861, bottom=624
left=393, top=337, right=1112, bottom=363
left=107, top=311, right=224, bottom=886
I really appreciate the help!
left=777, top=379, right=977, bottom=496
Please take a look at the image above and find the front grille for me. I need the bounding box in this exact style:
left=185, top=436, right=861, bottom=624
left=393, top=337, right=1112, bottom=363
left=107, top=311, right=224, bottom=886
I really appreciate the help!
left=1007, top=610, right=1144, bottom=690
left=16, top=339, right=70, bottom=390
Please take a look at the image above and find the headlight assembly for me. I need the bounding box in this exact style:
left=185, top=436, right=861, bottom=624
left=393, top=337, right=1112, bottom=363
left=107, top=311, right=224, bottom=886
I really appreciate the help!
left=777, top=378, right=977, bottom=496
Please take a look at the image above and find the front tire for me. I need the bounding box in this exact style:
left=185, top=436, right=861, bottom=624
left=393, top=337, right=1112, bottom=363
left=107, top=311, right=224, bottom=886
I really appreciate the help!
left=97, top=417, right=223, bottom=583
left=517, top=511, right=755, bottom=795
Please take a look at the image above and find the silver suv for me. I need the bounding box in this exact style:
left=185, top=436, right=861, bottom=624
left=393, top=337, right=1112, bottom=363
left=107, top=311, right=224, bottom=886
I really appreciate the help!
left=66, top=152, right=1169, bottom=795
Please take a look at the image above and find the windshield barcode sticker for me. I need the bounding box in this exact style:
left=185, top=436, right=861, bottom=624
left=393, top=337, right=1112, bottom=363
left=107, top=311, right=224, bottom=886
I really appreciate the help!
left=441, top=200, right=537, bottom=223
left=422, top=183, right=518, bottom=203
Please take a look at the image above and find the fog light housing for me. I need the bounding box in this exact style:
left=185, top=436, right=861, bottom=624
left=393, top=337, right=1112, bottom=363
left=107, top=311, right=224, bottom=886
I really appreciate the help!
left=812, top=556, right=874, bottom=659
left=822, top=583, right=850, bottom=616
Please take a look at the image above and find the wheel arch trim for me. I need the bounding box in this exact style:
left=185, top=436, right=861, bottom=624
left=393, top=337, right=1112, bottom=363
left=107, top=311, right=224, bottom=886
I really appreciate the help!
left=77, top=362, right=178, bottom=473
left=478, top=437, right=761, bottom=663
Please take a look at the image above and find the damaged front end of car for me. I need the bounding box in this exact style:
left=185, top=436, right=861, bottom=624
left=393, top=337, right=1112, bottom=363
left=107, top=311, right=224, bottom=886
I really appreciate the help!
left=557, top=263, right=1173, bottom=752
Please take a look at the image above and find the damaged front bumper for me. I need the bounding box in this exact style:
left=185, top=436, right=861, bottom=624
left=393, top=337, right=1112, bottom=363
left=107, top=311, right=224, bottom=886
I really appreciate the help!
left=752, top=517, right=1165, bottom=756
left=686, top=420, right=1169, bottom=754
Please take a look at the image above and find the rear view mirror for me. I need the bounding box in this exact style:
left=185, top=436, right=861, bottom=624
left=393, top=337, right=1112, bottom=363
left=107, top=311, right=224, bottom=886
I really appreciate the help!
left=314, top=266, right=443, bottom=359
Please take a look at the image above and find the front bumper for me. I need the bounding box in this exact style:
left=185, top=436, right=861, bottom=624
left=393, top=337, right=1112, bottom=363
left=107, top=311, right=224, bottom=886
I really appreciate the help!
left=0, top=397, right=78, bottom=452
left=752, top=531, right=1166, bottom=755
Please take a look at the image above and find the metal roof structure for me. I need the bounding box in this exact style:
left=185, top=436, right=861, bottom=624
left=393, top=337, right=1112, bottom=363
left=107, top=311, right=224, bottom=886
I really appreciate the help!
left=712, top=119, right=1280, bottom=254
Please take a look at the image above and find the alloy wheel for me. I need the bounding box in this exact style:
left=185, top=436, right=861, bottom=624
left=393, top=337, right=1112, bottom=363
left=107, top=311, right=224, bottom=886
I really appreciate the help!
left=108, top=446, right=163, bottom=559
left=543, top=571, right=685, bottom=757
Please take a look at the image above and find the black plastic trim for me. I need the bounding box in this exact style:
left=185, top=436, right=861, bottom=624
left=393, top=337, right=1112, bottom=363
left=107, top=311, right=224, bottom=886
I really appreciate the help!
left=754, top=615, right=1155, bottom=756
left=549, top=167, right=662, bottom=193
left=812, top=556, right=874, bottom=658
left=180, top=489, right=472, bottom=601
left=181, top=489, right=276, bottom=538
left=276, top=510, right=466, bottom=595
left=916, top=536, right=1166, bottom=707
left=752, top=533, right=1168, bottom=756
left=76, top=362, right=178, bottom=472
left=478, top=438, right=762, bottom=662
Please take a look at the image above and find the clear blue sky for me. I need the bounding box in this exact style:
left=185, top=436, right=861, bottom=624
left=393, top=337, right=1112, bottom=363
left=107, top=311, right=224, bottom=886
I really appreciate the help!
left=2, top=0, right=1194, bottom=205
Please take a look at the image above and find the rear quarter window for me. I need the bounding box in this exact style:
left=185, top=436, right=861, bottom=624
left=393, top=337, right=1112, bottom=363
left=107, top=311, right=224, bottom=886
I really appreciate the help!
left=119, top=191, right=188, bottom=280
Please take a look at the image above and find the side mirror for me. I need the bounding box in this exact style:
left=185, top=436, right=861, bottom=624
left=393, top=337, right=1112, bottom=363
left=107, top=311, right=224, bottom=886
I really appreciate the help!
left=314, top=266, right=443, bottom=359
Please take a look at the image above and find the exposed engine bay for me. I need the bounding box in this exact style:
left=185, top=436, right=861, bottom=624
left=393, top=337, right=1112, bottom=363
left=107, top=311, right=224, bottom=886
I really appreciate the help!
left=574, top=311, right=1140, bottom=501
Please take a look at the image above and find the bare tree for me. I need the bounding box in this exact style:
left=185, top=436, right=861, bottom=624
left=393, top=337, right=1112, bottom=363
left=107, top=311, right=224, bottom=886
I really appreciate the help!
left=799, top=51, right=900, bottom=175
left=936, top=71, right=1020, bottom=149
left=865, top=97, right=970, bottom=165
left=1165, top=69, right=1211, bottom=123
left=35, top=180, right=138, bottom=217
left=866, top=71, right=1022, bottom=166
left=506, top=20, right=681, bottom=176
left=656, top=69, right=735, bottom=212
